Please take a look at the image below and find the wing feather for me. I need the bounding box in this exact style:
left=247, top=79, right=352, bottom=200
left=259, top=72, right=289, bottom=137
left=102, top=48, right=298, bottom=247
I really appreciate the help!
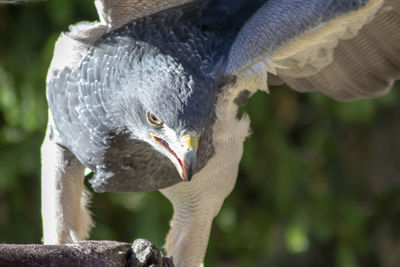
left=280, top=1, right=400, bottom=100
left=225, top=0, right=400, bottom=101
left=46, top=35, right=125, bottom=168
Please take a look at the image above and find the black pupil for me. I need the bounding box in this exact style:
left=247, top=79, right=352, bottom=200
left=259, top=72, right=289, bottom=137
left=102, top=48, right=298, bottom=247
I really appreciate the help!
left=151, top=114, right=159, bottom=122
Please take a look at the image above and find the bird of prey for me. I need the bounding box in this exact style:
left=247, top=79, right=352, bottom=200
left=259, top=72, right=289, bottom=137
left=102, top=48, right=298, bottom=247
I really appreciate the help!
left=41, top=0, right=400, bottom=266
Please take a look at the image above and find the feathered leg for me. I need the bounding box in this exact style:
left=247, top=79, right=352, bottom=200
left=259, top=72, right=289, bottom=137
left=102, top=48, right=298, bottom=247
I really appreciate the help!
left=41, top=121, right=93, bottom=244
left=161, top=112, right=250, bottom=267
left=161, top=191, right=224, bottom=267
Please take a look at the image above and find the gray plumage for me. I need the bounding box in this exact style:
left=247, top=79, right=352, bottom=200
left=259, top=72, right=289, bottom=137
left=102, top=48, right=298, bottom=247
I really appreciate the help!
left=48, top=6, right=219, bottom=191
left=47, top=0, right=400, bottom=193
left=42, top=0, right=400, bottom=266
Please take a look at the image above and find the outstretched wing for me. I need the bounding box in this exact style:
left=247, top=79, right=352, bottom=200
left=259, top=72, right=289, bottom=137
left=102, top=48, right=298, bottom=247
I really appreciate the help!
left=225, top=0, right=400, bottom=101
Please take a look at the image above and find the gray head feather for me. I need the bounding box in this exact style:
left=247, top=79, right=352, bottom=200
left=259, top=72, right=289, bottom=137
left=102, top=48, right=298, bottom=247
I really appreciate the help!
left=102, top=37, right=216, bottom=137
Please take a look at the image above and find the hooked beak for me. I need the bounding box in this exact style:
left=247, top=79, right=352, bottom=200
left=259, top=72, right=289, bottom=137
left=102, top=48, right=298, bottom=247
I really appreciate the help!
left=151, top=133, right=198, bottom=182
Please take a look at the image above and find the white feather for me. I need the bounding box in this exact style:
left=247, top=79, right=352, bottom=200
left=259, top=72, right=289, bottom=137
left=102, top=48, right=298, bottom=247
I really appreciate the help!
left=160, top=81, right=251, bottom=267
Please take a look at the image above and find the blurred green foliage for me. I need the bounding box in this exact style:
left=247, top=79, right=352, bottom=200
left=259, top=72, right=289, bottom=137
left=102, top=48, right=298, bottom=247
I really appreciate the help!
left=0, top=1, right=399, bottom=267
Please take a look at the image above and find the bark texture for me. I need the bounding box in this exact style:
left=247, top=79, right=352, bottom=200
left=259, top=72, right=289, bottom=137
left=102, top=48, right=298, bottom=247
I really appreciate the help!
left=0, top=239, right=174, bottom=267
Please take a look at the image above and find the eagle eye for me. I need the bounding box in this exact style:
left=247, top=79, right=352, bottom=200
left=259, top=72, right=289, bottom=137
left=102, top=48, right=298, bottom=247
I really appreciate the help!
left=146, top=110, right=164, bottom=127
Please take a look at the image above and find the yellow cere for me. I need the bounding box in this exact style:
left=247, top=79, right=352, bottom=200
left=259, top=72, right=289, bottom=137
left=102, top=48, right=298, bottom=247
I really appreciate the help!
left=183, top=134, right=198, bottom=151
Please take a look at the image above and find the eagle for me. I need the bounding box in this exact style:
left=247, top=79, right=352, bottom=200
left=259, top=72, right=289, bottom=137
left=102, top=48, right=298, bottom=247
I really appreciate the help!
left=41, top=0, right=400, bottom=266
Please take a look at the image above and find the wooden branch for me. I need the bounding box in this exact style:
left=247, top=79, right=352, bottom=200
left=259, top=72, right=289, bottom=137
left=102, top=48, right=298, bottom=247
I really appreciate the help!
left=0, top=239, right=174, bottom=267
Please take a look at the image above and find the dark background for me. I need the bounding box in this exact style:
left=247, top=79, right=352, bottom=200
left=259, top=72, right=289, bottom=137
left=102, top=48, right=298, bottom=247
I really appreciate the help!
left=0, top=1, right=399, bottom=266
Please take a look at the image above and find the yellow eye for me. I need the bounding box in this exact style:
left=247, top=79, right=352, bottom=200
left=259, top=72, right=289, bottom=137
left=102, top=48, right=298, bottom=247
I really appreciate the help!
left=146, top=110, right=164, bottom=127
